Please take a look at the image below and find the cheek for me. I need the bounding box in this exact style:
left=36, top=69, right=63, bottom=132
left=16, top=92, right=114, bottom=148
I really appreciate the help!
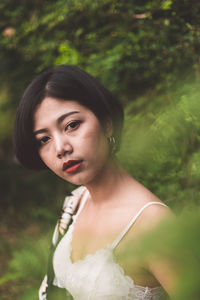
left=38, top=148, right=56, bottom=169
left=38, top=148, right=47, bottom=164
left=80, top=124, right=109, bottom=158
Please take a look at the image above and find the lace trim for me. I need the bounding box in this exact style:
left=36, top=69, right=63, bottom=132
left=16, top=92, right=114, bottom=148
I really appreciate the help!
left=68, top=219, right=164, bottom=294
left=53, top=190, right=166, bottom=299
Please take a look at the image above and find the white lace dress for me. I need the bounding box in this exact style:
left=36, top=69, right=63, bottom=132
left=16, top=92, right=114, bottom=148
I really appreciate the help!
left=53, top=188, right=167, bottom=300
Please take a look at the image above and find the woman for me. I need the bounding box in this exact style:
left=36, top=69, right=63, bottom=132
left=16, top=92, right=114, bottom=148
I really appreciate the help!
left=13, top=65, right=173, bottom=299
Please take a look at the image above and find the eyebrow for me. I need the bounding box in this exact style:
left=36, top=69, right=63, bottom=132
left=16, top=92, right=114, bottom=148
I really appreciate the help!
left=33, top=111, right=79, bottom=136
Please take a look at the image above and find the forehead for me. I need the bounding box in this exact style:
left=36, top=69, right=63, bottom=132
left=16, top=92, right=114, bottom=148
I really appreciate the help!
left=35, top=97, right=89, bottom=114
left=33, top=97, right=96, bottom=130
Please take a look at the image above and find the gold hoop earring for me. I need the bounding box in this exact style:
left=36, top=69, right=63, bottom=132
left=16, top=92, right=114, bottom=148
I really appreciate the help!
left=108, top=136, right=116, bottom=155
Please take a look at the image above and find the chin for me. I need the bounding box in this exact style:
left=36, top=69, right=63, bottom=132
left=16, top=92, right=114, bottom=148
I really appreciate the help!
left=64, top=171, right=98, bottom=186
left=59, top=173, right=88, bottom=186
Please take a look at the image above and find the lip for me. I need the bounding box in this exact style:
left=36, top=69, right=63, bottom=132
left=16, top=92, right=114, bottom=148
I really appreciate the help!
left=63, top=160, right=83, bottom=174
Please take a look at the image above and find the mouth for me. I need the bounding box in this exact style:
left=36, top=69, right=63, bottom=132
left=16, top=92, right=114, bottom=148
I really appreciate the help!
left=63, top=160, right=83, bottom=173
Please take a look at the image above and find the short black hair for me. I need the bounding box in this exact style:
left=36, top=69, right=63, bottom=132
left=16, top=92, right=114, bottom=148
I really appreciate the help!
left=13, top=65, right=124, bottom=170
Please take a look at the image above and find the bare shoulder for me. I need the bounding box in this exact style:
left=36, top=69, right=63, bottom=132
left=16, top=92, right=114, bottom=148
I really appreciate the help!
left=126, top=178, right=172, bottom=232
left=139, top=202, right=172, bottom=229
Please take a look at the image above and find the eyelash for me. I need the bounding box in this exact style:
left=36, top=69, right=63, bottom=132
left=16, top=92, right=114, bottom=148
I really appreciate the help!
left=37, top=136, right=50, bottom=146
left=65, top=120, right=81, bottom=131
left=37, top=120, right=81, bottom=147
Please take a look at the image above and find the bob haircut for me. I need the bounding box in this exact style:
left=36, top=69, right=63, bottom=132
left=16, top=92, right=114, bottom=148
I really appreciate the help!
left=13, top=65, right=124, bottom=170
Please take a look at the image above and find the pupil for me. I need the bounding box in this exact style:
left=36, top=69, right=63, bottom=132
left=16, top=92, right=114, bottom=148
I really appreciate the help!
left=70, top=122, right=77, bottom=128
left=42, top=137, right=48, bottom=142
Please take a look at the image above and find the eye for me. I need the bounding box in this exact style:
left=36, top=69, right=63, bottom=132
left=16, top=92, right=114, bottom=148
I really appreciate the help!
left=65, top=120, right=81, bottom=131
left=37, top=136, right=50, bottom=146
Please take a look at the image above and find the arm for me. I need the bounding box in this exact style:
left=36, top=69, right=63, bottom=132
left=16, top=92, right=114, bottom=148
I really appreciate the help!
left=141, top=205, right=177, bottom=297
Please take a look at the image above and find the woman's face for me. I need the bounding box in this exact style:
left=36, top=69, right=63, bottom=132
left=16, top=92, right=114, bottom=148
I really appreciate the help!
left=33, top=97, right=111, bottom=185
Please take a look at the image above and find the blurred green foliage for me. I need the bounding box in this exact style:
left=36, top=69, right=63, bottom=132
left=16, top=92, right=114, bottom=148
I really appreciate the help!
left=120, top=208, right=200, bottom=300
left=119, top=81, right=200, bottom=209
left=0, top=0, right=200, bottom=299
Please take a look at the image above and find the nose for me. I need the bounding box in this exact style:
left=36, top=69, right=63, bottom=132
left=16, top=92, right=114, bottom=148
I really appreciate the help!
left=55, top=134, right=73, bottom=159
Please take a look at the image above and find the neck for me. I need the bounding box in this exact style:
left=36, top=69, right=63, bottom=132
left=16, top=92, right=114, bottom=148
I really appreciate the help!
left=85, top=158, right=131, bottom=207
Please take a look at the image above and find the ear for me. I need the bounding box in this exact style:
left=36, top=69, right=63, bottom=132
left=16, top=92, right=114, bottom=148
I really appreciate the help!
left=105, top=117, right=113, bottom=138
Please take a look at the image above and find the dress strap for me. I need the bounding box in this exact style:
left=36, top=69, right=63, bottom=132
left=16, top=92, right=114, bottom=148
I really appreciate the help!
left=52, top=186, right=88, bottom=245
left=111, top=201, right=168, bottom=249
left=73, top=188, right=89, bottom=221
